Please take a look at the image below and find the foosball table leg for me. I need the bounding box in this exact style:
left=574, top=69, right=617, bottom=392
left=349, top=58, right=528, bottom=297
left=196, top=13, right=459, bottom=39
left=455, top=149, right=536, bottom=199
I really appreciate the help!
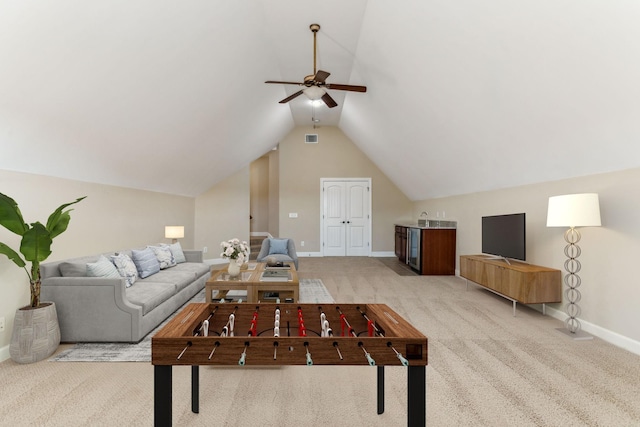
left=154, top=365, right=172, bottom=427
left=377, top=366, right=385, bottom=414
left=407, top=365, right=426, bottom=427
left=192, top=365, right=199, bottom=414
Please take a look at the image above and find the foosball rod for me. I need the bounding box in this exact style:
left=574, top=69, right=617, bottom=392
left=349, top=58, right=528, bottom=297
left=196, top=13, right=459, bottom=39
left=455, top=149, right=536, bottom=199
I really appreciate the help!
left=335, top=307, right=356, bottom=338
left=356, top=306, right=409, bottom=366
left=238, top=307, right=260, bottom=365
left=336, top=307, right=375, bottom=366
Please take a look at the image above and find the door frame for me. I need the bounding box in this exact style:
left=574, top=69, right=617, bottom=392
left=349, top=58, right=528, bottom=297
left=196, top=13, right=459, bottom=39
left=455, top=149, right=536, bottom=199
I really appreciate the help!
left=320, top=177, right=372, bottom=257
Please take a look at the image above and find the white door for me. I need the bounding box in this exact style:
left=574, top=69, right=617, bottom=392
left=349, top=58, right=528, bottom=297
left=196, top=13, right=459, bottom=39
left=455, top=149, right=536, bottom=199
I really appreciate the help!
left=322, top=179, right=371, bottom=256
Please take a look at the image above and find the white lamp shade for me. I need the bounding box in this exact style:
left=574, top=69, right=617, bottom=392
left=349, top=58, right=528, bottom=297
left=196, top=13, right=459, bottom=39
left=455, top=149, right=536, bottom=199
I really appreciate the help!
left=546, top=193, right=601, bottom=228
left=165, top=226, right=185, bottom=239
left=303, top=86, right=326, bottom=100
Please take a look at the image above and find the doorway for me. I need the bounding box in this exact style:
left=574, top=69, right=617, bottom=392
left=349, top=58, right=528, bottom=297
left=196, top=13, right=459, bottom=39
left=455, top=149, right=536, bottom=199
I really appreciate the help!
left=321, top=178, right=371, bottom=256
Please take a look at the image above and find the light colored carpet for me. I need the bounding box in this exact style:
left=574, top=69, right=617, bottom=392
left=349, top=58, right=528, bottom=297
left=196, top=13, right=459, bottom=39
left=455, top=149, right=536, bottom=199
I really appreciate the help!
left=1, top=257, right=639, bottom=426
left=50, top=279, right=334, bottom=362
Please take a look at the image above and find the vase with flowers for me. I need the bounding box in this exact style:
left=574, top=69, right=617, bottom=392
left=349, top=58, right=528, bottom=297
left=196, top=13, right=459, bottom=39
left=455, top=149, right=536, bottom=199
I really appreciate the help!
left=220, top=238, right=248, bottom=277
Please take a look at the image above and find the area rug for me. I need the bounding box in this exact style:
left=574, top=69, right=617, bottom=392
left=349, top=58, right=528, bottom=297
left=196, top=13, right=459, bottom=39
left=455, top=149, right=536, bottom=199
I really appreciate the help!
left=50, top=279, right=333, bottom=362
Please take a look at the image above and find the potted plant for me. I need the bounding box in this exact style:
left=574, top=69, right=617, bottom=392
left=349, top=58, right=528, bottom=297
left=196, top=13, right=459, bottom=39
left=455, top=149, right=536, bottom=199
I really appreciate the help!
left=0, top=192, right=85, bottom=363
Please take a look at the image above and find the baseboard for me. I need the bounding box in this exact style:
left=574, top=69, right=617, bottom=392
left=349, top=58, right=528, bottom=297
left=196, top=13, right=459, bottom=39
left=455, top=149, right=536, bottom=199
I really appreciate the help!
left=293, top=251, right=396, bottom=258
left=297, top=252, right=322, bottom=257
left=543, top=305, right=640, bottom=356
left=370, top=251, right=396, bottom=257
left=0, top=344, right=9, bottom=362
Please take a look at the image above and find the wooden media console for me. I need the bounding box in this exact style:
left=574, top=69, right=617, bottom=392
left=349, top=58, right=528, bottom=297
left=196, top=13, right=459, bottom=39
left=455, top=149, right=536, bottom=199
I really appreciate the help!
left=460, top=255, right=561, bottom=316
left=152, top=302, right=428, bottom=426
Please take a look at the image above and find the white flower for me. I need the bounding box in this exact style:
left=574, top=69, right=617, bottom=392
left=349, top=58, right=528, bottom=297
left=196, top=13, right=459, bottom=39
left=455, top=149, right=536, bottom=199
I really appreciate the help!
left=220, top=238, right=249, bottom=261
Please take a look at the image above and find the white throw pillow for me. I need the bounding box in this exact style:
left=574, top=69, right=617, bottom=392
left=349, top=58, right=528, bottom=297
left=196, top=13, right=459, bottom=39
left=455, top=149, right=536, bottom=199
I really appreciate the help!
left=111, top=253, right=138, bottom=287
left=86, top=255, right=120, bottom=279
left=149, top=245, right=176, bottom=269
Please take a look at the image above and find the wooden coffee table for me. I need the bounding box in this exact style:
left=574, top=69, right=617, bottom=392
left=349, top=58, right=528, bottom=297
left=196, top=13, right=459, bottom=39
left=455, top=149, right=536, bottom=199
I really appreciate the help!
left=205, top=262, right=299, bottom=303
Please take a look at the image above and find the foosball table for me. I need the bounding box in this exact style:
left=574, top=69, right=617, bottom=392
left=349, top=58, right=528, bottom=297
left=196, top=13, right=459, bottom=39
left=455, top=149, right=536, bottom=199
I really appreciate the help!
left=152, top=302, right=428, bottom=426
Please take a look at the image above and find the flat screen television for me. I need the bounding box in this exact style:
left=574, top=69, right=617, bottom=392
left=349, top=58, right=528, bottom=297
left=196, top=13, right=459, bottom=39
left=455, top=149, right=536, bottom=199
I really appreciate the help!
left=481, top=213, right=526, bottom=261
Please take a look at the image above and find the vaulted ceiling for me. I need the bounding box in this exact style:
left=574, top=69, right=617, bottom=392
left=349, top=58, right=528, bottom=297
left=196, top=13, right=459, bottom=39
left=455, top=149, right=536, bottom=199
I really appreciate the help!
left=2, top=1, right=639, bottom=200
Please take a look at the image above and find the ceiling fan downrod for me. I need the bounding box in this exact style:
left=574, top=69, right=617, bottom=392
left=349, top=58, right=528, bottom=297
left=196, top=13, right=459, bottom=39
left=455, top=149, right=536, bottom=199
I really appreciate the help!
left=310, top=24, right=320, bottom=76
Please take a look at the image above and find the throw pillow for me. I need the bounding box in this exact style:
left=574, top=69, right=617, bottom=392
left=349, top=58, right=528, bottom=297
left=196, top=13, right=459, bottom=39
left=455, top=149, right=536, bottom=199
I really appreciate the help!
left=165, top=242, right=186, bottom=264
left=268, top=238, right=289, bottom=255
left=59, top=262, right=87, bottom=277
left=111, top=253, right=138, bottom=287
left=149, top=245, right=176, bottom=269
left=86, top=255, right=120, bottom=279
left=131, top=248, right=161, bottom=279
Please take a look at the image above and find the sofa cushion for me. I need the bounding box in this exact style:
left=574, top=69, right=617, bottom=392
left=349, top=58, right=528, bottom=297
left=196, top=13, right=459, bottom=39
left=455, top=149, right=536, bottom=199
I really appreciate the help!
left=135, top=262, right=210, bottom=292
left=149, top=245, right=176, bottom=269
left=86, top=255, right=120, bottom=278
left=132, top=248, right=161, bottom=279
left=111, top=253, right=138, bottom=287
left=125, top=282, right=176, bottom=315
left=268, top=238, right=289, bottom=255
left=170, top=262, right=211, bottom=279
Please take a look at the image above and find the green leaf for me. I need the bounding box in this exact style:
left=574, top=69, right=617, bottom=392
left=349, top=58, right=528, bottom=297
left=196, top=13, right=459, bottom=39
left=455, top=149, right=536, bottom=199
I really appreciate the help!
left=20, top=222, right=52, bottom=263
left=0, top=192, right=28, bottom=236
left=0, top=242, right=27, bottom=268
left=46, top=196, right=86, bottom=239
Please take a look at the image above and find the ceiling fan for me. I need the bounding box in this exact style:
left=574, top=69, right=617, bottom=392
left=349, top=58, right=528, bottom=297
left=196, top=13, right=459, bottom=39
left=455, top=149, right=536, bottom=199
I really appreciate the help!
left=265, top=23, right=367, bottom=108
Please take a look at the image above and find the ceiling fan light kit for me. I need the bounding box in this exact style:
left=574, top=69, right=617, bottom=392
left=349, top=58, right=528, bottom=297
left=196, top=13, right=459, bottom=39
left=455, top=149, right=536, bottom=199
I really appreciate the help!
left=303, top=86, right=325, bottom=100
left=265, top=23, right=367, bottom=109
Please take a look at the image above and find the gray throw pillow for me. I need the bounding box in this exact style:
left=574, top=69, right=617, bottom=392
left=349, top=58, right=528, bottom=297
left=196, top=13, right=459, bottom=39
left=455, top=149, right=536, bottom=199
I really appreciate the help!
left=268, top=238, right=289, bottom=255
left=132, top=248, right=161, bottom=279
left=59, top=262, right=87, bottom=277
left=165, top=242, right=186, bottom=264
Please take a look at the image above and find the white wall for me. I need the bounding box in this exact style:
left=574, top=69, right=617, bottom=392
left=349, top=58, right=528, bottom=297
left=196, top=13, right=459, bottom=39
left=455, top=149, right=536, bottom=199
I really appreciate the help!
left=0, top=169, right=195, bottom=357
left=413, top=167, right=640, bottom=353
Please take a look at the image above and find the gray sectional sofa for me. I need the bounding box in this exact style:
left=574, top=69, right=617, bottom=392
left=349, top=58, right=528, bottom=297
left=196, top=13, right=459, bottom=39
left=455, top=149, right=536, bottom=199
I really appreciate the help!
left=41, top=247, right=210, bottom=343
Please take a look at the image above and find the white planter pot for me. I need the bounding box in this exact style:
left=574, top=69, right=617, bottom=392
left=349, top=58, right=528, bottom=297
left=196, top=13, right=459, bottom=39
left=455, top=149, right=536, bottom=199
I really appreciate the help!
left=10, top=302, right=61, bottom=364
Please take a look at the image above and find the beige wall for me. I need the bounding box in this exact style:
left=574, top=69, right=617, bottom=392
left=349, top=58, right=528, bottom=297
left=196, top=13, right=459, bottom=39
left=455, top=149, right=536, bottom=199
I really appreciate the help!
left=4, top=135, right=638, bottom=355
left=413, top=167, right=640, bottom=347
left=278, top=126, right=413, bottom=253
left=0, top=169, right=195, bottom=352
left=250, top=156, right=270, bottom=233
left=194, top=167, right=250, bottom=261
left=268, top=149, right=280, bottom=236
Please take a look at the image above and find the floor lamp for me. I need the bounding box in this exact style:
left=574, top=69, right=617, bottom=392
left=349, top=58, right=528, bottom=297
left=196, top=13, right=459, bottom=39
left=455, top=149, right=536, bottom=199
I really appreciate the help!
left=546, top=193, right=601, bottom=340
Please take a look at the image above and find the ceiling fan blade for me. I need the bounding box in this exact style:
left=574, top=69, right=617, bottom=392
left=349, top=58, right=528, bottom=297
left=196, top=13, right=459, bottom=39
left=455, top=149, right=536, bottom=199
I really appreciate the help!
left=325, top=83, right=367, bottom=93
left=279, top=90, right=304, bottom=104
left=314, top=70, right=331, bottom=83
left=266, top=80, right=305, bottom=86
left=321, top=93, right=338, bottom=108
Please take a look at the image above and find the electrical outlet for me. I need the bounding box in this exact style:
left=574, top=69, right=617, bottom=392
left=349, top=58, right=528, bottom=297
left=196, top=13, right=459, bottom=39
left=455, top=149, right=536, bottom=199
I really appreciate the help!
left=0, top=317, right=5, bottom=332
left=301, top=241, right=305, bottom=247
left=203, top=246, right=208, bottom=254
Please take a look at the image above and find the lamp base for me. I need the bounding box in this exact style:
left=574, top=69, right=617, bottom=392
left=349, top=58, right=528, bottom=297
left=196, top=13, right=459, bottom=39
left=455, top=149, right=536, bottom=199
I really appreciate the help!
left=556, top=327, right=593, bottom=341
